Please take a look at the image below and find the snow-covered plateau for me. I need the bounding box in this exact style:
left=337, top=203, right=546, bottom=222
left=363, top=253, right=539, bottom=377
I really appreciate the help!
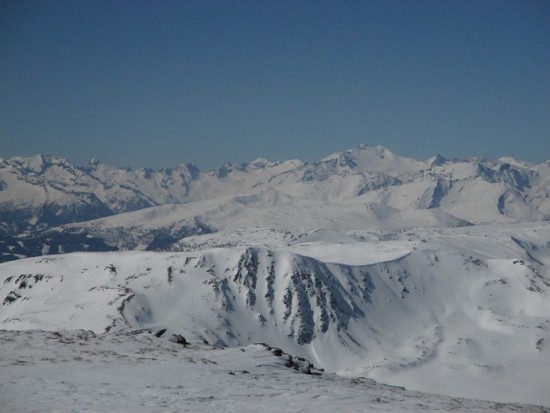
left=1, top=145, right=549, bottom=411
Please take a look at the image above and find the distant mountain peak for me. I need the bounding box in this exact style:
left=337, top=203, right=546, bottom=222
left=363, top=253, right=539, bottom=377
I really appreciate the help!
left=248, top=157, right=273, bottom=169
left=7, top=153, right=70, bottom=174
left=345, top=143, right=388, bottom=156
left=498, top=156, right=530, bottom=169
left=318, top=144, right=421, bottom=177
left=427, top=154, right=448, bottom=167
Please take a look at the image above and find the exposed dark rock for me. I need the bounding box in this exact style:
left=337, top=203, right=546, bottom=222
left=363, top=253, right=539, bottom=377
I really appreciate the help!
left=3, top=290, right=21, bottom=305
left=154, top=328, right=167, bottom=338
left=271, top=348, right=283, bottom=357
left=170, top=334, right=188, bottom=346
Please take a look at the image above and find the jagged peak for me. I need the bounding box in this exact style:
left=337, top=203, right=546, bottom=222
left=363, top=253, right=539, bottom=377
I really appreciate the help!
left=209, top=162, right=246, bottom=178
left=426, top=154, right=448, bottom=167
left=175, top=163, right=201, bottom=178
left=245, top=157, right=298, bottom=171
left=7, top=154, right=71, bottom=174
left=318, top=150, right=357, bottom=168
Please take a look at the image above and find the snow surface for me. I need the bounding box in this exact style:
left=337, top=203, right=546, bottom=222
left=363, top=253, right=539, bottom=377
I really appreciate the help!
left=2, top=329, right=546, bottom=413
left=1, top=222, right=549, bottom=409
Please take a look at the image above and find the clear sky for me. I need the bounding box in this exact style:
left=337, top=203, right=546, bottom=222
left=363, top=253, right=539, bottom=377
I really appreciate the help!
left=1, top=0, right=549, bottom=169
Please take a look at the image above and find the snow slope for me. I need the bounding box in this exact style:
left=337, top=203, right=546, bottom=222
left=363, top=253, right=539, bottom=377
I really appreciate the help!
left=59, top=188, right=470, bottom=251
left=1, top=222, right=549, bottom=406
left=2, top=329, right=545, bottom=413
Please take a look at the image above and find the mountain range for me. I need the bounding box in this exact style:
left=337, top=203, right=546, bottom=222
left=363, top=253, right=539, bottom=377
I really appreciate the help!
left=1, top=144, right=549, bottom=262
left=1, top=144, right=550, bottom=409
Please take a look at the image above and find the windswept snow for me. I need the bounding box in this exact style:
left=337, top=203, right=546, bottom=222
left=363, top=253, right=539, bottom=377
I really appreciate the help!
left=2, top=329, right=545, bottom=413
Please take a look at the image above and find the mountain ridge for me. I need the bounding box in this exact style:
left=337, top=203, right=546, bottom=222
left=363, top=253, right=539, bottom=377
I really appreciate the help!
left=1, top=144, right=549, bottom=262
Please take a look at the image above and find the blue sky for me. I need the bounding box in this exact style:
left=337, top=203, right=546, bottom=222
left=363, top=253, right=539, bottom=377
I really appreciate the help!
left=1, top=0, right=549, bottom=169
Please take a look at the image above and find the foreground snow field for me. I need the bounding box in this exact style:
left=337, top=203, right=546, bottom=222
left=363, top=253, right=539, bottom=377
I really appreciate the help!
left=1, top=222, right=549, bottom=410
left=0, top=329, right=547, bottom=413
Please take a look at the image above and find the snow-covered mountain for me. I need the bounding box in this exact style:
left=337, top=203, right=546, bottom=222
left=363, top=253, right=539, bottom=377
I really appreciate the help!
left=2, top=222, right=549, bottom=406
left=0, top=154, right=199, bottom=233
left=2, top=145, right=550, bottom=409
left=1, top=145, right=548, bottom=262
